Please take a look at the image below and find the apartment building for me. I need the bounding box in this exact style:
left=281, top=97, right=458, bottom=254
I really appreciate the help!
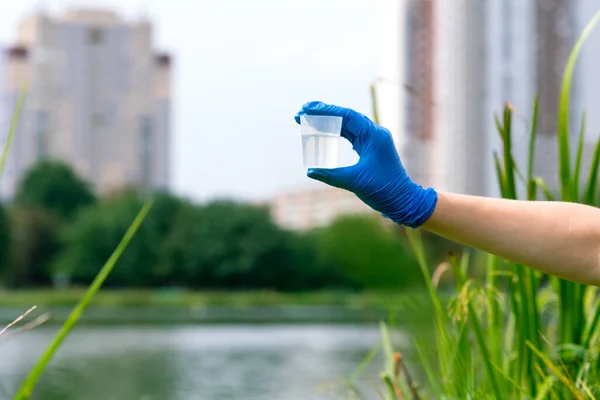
left=0, top=8, right=171, bottom=197
left=376, top=0, right=599, bottom=199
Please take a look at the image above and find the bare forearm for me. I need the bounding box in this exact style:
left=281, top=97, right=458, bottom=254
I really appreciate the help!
left=422, top=192, right=600, bottom=285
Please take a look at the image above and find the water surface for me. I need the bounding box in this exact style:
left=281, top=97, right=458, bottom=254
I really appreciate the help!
left=0, top=324, right=407, bottom=400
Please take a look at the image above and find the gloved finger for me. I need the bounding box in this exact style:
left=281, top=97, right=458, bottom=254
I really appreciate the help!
left=294, top=110, right=305, bottom=125
left=301, top=101, right=372, bottom=146
left=306, top=165, right=358, bottom=190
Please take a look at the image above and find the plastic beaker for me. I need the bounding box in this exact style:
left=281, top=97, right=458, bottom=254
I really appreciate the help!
left=300, top=114, right=342, bottom=169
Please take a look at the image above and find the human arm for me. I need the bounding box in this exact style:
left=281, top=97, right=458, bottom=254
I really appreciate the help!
left=294, top=101, right=600, bottom=285
left=424, top=192, right=600, bottom=285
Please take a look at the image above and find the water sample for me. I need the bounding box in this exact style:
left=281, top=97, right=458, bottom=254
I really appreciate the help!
left=300, top=115, right=342, bottom=169
left=302, top=133, right=340, bottom=168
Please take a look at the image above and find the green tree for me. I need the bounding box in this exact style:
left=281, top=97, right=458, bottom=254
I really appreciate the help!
left=284, top=230, right=353, bottom=291
left=317, top=215, right=421, bottom=290
left=140, top=190, right=192, bottom=284
left=7, top=207, right=61, bottom=286
left=16, top=160, right=95, bottom=220
left=54, top=190, right=188, bottom=287
left=162, top=200, right=293, bottom=289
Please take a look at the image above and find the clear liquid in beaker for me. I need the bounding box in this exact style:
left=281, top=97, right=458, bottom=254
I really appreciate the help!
left=302, top=132, right=340, bottom=168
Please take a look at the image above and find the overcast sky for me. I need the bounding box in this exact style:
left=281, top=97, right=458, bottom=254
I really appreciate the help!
left=1, top=0, right=384, bottom=203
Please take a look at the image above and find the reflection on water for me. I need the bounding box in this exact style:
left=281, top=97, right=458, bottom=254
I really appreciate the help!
left=0, top=324, right=407, bottom=400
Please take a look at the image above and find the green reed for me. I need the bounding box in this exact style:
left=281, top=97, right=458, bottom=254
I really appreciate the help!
left=365, top=9, right=600, bottom=400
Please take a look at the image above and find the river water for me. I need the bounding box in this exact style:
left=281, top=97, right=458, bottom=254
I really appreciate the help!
left=0, top=324, right=410, bottom=400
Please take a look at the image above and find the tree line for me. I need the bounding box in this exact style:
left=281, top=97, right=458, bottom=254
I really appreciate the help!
left=0, top=160, right=460, bottom=291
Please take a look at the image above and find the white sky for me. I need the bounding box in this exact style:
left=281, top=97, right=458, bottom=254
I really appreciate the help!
left=1, top=0, right=385, bottom=203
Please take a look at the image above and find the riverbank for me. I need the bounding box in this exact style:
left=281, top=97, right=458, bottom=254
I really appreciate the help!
left=0, top=289, right=449, bottom=324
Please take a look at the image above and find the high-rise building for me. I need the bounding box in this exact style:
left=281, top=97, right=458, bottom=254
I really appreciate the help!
left=431, top=0, right=489, bottom=196
left=401, top=0, right=437, bottom=189
left=374, top=0, right=437, bottom=189
left=376, top=0, right=490, bottom=196
left=377, top=0, right=599, bottom=199
left=0, top=8, right=171, bottom=198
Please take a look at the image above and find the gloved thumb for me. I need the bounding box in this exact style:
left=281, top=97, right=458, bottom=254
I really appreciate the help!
left=307, top=165, right=358, bottom=190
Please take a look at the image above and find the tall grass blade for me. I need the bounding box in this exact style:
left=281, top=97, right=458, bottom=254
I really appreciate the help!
left=558, top=9, right=600, bottom=202
left=486, top=255, right=503, bottom=369
left=449, top=253, right=503, bottom=399
left=495, top=111, right=527, bottom=188
left=534, top=376, right=556, bottom=400
left=379, top=322, right=395, bottom=378
left=558, top=280, right=573, bottom=346
left=345, top=341, right=381, bottom=400
left=381, top=374, right=399, bottom=400
left=513, top=263, right=535, bottom=396
left=494, top=112, right=503, bottom=137
left=351, top=341, right=382, bottom=381
left=492, top=362, right=528, bottom=398
left=527, top=341, right=585, bottom=400
left=14, top=199, right=154, bottom=399
left=556, top=8, right=600, bottom=350
left=498, top=101, right=540, bottom=395
left=528, top=267, right=542, bottom=352
left=573, top=112, right=587, bottom=202
left=527, top=96, right=539, bottom=200
left=534, top=178, right=556, bottom=201
left=584, top=136, right=600, bottom=206
left=0, top=87, right=27, bottom=181
left=414, top=339, right=441, bottom=399
left=405, top=229, right=444, bottom=316
left=524, top=99, right=543, bottom=353
left=583, top=302, right=600, bottom=349
left=507, top=278, right=520, bottom=381
left=405, top=228, right=453, bottom=391
left=501, top=104, right=517, bottom=199
left=493, top=152, right=507, bottom=198
left=454, top=321, right=473, bottom=398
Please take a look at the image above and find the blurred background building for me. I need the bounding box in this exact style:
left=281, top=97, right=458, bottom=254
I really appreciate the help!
left=268, top=186, right=373, bottom=231
left=375, top=0, right=599, bottom=199
left=0, top=8, right=171, bottom=198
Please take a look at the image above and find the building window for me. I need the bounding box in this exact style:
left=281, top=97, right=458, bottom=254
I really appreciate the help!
left=89, top=27, right=103, bottom=45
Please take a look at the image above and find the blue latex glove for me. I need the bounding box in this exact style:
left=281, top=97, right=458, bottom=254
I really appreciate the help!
left=294, top=101, right=437, bottom=228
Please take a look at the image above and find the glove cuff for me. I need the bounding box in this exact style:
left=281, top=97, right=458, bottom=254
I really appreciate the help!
left=386, top=184, right=438, bottom=228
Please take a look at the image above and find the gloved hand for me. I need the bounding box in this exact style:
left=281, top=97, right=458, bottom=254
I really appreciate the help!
left=294, top=101, right=437, bottom=228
